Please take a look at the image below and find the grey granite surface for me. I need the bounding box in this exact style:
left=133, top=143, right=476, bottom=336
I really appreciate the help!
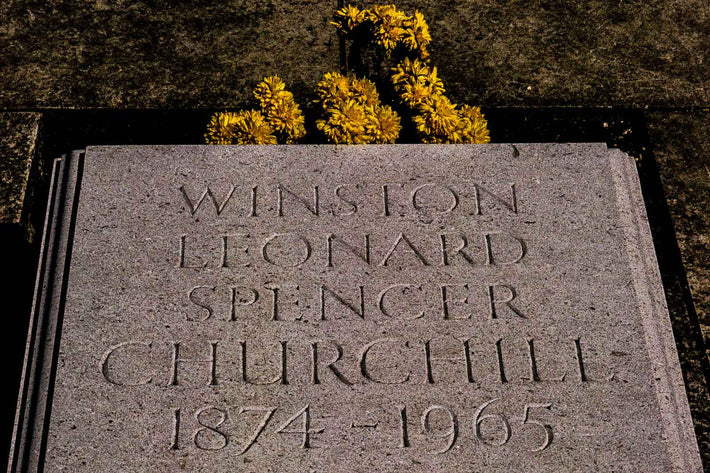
left=13, top=144, right=701, bottom=472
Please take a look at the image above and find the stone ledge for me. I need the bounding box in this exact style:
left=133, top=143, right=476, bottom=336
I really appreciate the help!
left=0, top=112, right=42, bottom=240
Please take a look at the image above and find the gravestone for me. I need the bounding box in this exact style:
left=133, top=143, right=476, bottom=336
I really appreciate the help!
left=9, top=144, right=703, bottom=472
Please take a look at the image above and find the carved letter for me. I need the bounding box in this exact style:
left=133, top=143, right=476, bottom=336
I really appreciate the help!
left=265, top=284, right=299, bottom=321
left=484, top=233, right=527, bottom=265
left=278, top=184, right=319, bottom=217
left=411, top=183, right=459, bottom=214
left=359, top=339, right=410, bottom=384
left=311, top=342, right=353, bottom=385
left=378, top=284, right=425, bottom=320
left=381, top=184, right=394, bottom=217
left=472, top=183, right=518, bottom=215
left=188, top=286, right=215, bottom=321
left=381, top=233, right=430, bottom=266
left=320, top=285, right=365, bottom=320
left=250, top=186, right=258, bottom=217
left=178, top=235, right=208, bottom=269
left=424, top=338, right=474, bottom=383
left=230, top=286, right=259, bottom=321
left=100, top=341, right=153, bottom=386
left=220, top=233, right=250, bottom=268
left=262, top=233, right=312, bottom=267
left=440, top=234, right=477, bottom=266
left=440, top=284, right=470, bottom=320
left=240, top=340, right=288, bottom=385
left=334, top=185, right=358, bottom=216
left=180, top=185, right=237, bottom=216
left=488, top=284, right=526, bottom=319
left=327, top=234, right=370, bottom=267
left=170, top=341, right=218, bottom=386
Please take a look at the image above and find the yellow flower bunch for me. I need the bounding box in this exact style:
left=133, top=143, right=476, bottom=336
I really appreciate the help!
left=332, top=4, right=431, bottom=58
left=403, top=79, right=490, bottom=144
left=254, top=75, right=306, bottom=143
left=458, top=105, right=490, bottom=144
left=367, top=5, right=409, bottom=54
left=392, top=59, right=489, bottom=143
left=205, top=75, right=305, bottom=145
left=391, top=57, right=445, bottom=108
left=316, top=72, right=401, bottom=144
left=333, top=4, right=490, bottom=144
left=332, top=4, right=367, bottom=31
left=205, top=5, right=490, bottom=146
left=401, top=11, right=431, bottom=59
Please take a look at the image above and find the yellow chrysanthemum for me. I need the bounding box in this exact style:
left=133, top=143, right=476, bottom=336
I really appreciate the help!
left=402, top=10, right=431, bottom=58
left=316, top=71, right=402, bottom=144
left=367, top=4, right=408, bottom=53
left=371, top=105, right=401, bottom=144
left=331, top=4, right=367, bottom=32
left=350, top=77, right=380, bottom=106
left=316, top=72, right=352, bottom=108
left=391, top=58, right=440, bottom=88
left=253, top=75, right=288, bottom=109
left=317, top=99, right=369, bottom=144
left=232, top=110, right=278, bottom=145
left=265, top=97, right=306, bottom=142
left=253, top=75, right=307, bottom=143
left=459, top=105, right=490, bottom=144
left=392, top=58, right=445, bottom=107
left=205, top=111, right=240, bottom=145
left=413, top=95, right=463, bottom=143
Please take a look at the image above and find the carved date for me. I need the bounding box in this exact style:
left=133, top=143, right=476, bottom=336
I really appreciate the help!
left=399, top=400, right=553, bottom=453
left=169, top=401, right=553, bottom=455
left=170, top=405, right=323, bottom=452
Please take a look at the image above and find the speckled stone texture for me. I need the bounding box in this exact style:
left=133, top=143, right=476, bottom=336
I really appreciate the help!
left=0, top=113, right=42, bottom=235
left=392, top=0, right=709, bottom=107
left=0, top=1, right=338, bottom=108
left=13, top=145, right=702, bottom=472
left=0, top=0, right=707, bottom=108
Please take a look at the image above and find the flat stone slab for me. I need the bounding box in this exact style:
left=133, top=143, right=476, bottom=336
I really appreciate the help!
left=10, top=144, right=702, bottom=472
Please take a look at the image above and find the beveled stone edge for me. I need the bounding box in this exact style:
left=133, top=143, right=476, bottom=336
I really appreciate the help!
left=8, top=150, right=85, bottom=473
left=608, top=148, right=704, bottom=472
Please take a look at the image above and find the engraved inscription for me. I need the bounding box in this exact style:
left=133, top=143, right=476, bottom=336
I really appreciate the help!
left=100, top=336, right=605, bottom=388
left=168, top=401, right=553, bottom=455
left=90, top=170, right=635, bottom=466
left=178, top=181, right=520, bottom=219
left=176, top=231, right=529, bottom=269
